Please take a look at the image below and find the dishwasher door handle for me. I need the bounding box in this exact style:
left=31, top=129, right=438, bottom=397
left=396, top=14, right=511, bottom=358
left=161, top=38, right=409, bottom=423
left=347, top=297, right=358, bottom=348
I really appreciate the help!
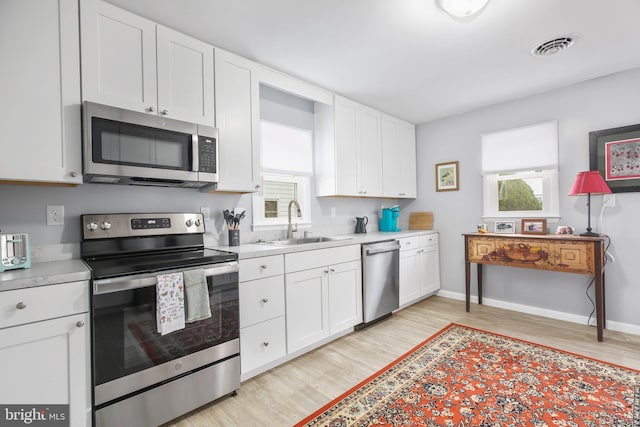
left=365, top=243, right=401, bottom=255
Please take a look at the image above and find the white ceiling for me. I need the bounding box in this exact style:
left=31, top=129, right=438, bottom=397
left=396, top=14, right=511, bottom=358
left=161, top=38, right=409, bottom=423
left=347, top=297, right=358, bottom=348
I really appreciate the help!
left=105, top=0, right=640, bottom=124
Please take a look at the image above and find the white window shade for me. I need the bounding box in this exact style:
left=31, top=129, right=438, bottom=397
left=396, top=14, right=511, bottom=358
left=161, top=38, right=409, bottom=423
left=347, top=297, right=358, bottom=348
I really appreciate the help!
left=260, top=120, right=313, bottom=175
left=481, top=121, right=558, bottom=175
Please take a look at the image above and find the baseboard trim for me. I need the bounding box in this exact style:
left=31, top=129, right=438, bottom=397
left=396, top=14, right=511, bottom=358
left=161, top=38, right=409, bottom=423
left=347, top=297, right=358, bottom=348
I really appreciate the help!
left=436, top=290, right=640, bottom=336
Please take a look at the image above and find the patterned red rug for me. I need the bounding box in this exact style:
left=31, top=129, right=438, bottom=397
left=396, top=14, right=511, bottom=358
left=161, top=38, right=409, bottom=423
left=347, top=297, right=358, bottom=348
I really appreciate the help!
left=295, top=323, right=639, bottom=426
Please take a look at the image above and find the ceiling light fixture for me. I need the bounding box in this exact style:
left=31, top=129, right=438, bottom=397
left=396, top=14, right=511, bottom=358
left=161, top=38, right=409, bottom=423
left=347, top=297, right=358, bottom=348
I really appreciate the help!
left=436, top=0, right=489, bottom=18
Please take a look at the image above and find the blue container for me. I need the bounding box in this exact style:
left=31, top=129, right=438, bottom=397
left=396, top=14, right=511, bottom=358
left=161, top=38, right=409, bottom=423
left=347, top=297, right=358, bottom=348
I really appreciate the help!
left=379, top=207, right=401, bottom=232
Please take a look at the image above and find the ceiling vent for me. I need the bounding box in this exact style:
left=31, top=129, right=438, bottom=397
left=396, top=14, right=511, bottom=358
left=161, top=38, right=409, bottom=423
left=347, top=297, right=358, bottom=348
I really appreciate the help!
left=531, top=35, right=576, bottom=57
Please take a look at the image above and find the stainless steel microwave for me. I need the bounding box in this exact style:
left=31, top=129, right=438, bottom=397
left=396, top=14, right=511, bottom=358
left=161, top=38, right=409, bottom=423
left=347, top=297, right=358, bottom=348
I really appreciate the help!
left=82, top=101, right=218, bottom=189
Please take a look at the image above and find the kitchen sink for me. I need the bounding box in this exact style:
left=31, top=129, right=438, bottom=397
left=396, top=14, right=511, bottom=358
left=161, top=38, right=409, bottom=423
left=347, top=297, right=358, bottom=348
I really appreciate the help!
left=267, top=236, right=352, bottom=245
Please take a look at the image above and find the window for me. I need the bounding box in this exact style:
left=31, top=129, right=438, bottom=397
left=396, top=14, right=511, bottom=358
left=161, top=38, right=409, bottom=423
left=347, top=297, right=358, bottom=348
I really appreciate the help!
left=481, top=121, right=559, bottom=219
left=252, top=120, right=313, bottom=229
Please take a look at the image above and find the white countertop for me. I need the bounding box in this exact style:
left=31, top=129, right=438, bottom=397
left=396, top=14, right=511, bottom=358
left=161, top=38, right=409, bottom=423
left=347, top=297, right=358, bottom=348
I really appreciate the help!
left=0, top=230, right=437, bottom=291
left=0, top=259, right=91, bottom=292
left=210, top=230, right=438, bottom=259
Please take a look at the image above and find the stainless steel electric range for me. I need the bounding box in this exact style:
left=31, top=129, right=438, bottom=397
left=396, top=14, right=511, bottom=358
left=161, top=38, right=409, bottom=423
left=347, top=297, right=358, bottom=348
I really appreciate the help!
left=81, top=212, right=239, bottom=427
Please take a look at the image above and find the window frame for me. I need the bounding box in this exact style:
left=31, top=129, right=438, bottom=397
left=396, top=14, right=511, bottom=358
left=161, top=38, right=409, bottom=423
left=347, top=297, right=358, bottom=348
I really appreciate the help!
left=482, top=168, right=560, bottom=220
left=251, top=174, right=312, bottom=231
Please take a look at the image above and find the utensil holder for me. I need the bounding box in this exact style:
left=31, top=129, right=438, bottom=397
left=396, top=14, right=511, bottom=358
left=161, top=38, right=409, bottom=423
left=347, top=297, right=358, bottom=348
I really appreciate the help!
left=228, top=229, right=240, bottom=246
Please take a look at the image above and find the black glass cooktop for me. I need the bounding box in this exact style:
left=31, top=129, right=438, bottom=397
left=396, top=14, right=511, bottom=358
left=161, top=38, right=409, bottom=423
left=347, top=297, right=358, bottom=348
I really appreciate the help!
left=83, top=247, right=237, bottom=279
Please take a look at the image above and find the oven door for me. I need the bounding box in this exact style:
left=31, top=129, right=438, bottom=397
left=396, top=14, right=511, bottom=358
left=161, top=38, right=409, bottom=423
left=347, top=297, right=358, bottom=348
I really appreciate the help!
left=91, top=262, right=239, bottom=407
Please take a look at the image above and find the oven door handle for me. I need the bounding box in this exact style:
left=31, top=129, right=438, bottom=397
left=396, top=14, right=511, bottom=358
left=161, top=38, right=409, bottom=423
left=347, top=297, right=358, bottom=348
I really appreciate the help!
left=92, top=261, right=239, bottom=295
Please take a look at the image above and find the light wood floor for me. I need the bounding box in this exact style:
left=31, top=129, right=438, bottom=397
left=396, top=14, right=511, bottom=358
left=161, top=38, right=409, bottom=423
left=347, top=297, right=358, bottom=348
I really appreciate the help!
left=166, top=296, right=640, bottom=427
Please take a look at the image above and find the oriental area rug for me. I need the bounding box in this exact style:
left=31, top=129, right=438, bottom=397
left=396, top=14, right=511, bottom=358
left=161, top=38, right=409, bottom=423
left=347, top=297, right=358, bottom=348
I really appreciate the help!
left=295, top=323, right=640, bottom=427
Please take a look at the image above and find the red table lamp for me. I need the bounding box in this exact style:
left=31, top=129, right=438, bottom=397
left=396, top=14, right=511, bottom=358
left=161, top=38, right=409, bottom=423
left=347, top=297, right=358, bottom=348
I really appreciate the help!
left=568, top=171, right=612, bottom=236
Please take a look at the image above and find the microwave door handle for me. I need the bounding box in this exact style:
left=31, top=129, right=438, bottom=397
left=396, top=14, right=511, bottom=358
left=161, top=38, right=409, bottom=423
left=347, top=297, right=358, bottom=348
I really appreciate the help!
left=192, top=134, right=199, bottom=172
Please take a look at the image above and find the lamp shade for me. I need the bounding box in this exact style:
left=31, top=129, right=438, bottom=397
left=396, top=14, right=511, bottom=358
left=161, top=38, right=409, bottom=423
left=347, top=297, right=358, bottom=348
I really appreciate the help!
left=568, top=171, right=612, bottom=196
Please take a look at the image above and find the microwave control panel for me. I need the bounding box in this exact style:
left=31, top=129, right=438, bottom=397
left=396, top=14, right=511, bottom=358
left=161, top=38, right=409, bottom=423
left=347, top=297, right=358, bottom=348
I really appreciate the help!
left=198, top=136, right=217, bottom=173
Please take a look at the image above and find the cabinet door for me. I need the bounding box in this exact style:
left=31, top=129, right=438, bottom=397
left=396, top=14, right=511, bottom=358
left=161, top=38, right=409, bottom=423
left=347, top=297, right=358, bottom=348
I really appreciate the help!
left=0, top=0, right=82, bottom=184
left=156, top=26, right=214, bottom=125
left=359, top=105, right=382, bottom=197
left=381, top=114, right=402, bottom=197
left=285, top=267, right=329, bottom=354
left=419, top=246, right=441, bottom=296
left=214, top=50, right=259, bottom=192
left=399, top=249, right=421, bottom=306
left=334, top=96, right=360, bottom=196
left=80, top=0, right=157, bottom=113
left=398, top=120, right=417, bottom=198
left=328, top=261, right=362, bottom=334
left=0, top=313, right=90, bottom=427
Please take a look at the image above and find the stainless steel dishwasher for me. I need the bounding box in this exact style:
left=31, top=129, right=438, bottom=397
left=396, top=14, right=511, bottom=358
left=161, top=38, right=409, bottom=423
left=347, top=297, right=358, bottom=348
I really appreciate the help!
left=358, top=239, right=400, bottom=328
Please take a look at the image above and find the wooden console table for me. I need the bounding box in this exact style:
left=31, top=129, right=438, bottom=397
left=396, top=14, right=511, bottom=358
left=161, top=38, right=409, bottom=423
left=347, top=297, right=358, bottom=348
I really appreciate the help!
left=463, top=233, right=607, bottom=341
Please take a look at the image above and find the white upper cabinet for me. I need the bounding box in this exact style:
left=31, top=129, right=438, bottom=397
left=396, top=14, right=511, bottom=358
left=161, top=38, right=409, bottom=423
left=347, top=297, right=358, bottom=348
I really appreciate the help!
left=213, top=50, right=260, bottom=192
left=156, top=26, right=215, bottom=124
left=381, top=114, right=417, bottom=198
left=80, top=0, right=214, bottom=125
left=316, top=95, right=383, bottom=197
left=0, top=0, right=82, bottom=184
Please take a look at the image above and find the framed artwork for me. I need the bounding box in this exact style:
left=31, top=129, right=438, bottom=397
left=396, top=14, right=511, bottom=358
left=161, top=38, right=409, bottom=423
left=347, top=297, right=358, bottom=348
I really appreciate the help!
left=435, top=161, right=459, bottom=192
left=521, top=218, right=547, bottom=235
left=494, top=220, right=515, bottom=233
left=589, top=123, right=640, bottom=193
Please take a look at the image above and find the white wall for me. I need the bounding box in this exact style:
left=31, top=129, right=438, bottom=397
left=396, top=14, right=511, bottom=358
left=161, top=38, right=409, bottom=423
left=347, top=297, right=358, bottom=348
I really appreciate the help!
left=405, top=67, right=640, bottom=332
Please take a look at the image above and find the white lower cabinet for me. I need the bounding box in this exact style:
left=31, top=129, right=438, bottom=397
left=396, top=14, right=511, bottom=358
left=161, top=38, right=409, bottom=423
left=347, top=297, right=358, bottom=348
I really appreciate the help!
left=238, top=256, right=286, bottom=379
left=0, top=282, right=91, bottom=427
left=285, top=245, right=362, bottom=354
left=399, top=234, right=441, bottom=307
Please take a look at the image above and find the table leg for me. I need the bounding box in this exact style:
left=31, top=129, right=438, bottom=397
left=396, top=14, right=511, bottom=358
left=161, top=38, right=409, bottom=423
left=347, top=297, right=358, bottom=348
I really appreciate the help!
left=477, top=264, right=483, bottom=305
left=465, top=262, right=471, bottom=312
left=594, top=243, right=604, bottom=342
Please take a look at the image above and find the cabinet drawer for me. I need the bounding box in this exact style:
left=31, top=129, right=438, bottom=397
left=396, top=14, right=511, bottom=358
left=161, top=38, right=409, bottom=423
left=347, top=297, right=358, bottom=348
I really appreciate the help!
left=399, top=234, right=438, bottom=250
left=0, top=281, right=89, bottom=329
left=553, top=241, right=592, bottom=274
left=285, top=244, right=360, bottom=273
left=240, top=316, right=286, bottom=374
left=239, top=255, right=284, bottom=282
left=239, top=275, right=285, bottom=328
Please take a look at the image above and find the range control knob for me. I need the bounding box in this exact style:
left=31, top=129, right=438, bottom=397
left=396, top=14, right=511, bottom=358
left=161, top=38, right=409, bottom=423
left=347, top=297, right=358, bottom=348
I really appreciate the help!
left=195, top=219, right=202, bottom=227
left=100, top=221, right=112, bottom=231
left=185, top=219, right=194, bottom=227
left=86, top=222, right=98, bottom=231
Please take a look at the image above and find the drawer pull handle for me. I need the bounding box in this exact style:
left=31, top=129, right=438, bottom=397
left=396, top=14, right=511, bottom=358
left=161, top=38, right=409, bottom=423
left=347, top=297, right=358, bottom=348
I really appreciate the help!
left=261, top=298, right=268, bottom=303
left=260, top=264, right=267, bottom=269
left=15, top=302, right=27, bottom=310
left=76, top=320, right=85, bottom=328
left=263, top=342, right=269, bottom=347
left=329, top=268, right=335, bottom=273
left=323, top=268, right=329, bottom=274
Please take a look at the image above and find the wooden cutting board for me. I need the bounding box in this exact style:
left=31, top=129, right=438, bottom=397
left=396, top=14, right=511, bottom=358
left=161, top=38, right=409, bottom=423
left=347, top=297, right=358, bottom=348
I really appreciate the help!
left=409, top=212, right=434, bottom=230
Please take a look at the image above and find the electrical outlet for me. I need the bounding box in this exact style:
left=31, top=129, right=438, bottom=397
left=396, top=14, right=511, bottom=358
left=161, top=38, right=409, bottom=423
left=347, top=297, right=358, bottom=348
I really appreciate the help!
left=330, top=207, right=336, bottom=217
left=200, top=206, right=210, bottom=220
left=603, top=194, right=615, bottom=207
left=46, top=205, right=64, bottom=226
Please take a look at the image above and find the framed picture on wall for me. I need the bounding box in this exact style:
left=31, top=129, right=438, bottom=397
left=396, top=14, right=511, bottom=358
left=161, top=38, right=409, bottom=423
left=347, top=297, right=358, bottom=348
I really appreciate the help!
left=435, top=161, right=459, bottom=192
left=521, top=218, right=547, bottom=235
left=589, top=123, right=640, bottom=193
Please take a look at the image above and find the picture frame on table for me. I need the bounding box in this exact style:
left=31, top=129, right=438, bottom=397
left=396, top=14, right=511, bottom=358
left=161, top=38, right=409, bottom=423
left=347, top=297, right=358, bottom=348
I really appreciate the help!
left=589, top=123, right=640, bottom=193
left=521, top=218, right=547, bottom=235
left=435, top=161, right=459, bottom=192
left=494, top=220, right=515, bottom=233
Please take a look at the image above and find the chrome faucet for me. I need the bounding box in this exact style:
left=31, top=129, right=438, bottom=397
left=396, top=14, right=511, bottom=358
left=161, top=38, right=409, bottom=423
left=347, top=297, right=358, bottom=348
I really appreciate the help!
left=287, top=200, right=302, bottom=239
